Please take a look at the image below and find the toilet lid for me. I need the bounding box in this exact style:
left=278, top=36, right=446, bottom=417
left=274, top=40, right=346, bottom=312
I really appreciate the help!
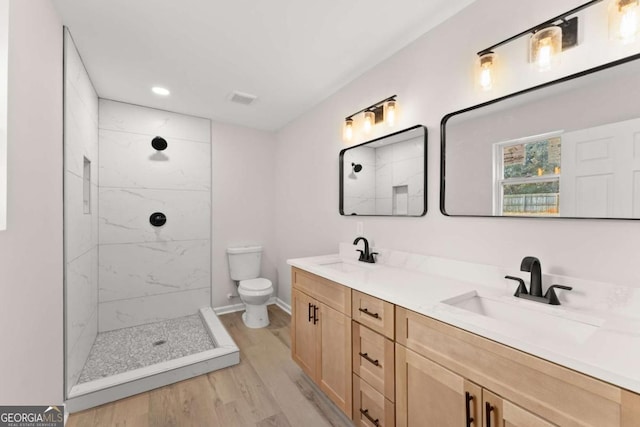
left=240, top=278, right=272, bottom=291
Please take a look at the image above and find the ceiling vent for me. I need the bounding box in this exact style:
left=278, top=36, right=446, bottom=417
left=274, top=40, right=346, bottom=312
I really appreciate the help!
left=228, top=91, right=258, bottom=106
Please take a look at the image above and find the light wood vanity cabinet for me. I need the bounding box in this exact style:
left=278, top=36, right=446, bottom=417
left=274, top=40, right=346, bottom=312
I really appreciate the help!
left=396, top=306, right=640, bottom=427
left=290, top=267, right=640, bottom=426
left=290, top=268, right=352, bottom=418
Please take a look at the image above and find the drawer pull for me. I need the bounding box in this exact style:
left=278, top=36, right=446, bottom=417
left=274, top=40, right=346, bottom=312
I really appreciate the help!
left=485, top=402, right=494, bottom=427
left=465, top=392, right=474, bottom=427
left=359, top=408, right=380, bottom=427
left=358, top=307, right=380, bottom=319
left=358, top=352, right=380, bottom=367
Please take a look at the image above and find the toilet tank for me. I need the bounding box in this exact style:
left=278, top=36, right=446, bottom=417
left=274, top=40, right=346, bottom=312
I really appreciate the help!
left=227, top=246, right=262, bottom=281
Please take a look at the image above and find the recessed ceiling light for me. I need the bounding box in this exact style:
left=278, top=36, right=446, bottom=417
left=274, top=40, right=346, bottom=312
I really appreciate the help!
left=151, top=86, right=170, bottom=96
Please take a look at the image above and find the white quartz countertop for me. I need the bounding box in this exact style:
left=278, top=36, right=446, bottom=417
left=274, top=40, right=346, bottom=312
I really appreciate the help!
left=288, top=250, right=640, bottom=395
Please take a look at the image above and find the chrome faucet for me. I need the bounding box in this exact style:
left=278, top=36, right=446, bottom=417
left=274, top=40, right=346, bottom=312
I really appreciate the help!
left=505, top=256, right=573, bottom=305
left=353, top=237, right=377, bottom=263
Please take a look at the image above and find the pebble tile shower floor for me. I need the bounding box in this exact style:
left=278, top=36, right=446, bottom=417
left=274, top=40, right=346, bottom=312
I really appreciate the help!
left=78, top=314, right=214, bottom=383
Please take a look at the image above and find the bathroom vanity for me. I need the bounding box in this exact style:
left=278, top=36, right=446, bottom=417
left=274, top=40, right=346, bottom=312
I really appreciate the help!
left=289, top=247, right=640, bottom=427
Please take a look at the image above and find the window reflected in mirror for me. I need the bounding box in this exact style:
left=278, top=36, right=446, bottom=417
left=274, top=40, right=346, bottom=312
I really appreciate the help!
left=441, top=53, right=640, bottom=219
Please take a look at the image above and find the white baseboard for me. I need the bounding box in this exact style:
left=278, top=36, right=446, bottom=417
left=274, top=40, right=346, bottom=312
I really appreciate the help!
left=274, top=297, right=291, bottom=315
left=213, top=297, right=291, bottom=315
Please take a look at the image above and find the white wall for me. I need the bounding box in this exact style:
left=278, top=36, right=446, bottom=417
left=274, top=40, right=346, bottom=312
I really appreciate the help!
left=0, top=0, right=63, bottom=405
left=211, top=122, right=276, bottom=308
left=0, top=0, right=7, bottom=231
left=64, top=29, right=99, bottom=393
left=98, top=100, right=212, bottom=331
left=274, top=0, right=640, bottom=305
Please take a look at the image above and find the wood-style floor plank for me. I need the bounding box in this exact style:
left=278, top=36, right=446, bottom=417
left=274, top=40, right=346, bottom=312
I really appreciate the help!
left=67, top=305, right=352, bottom=427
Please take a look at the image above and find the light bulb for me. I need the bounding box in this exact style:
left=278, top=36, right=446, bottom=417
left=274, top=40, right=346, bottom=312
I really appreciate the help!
left=478, top=52, right=496, bottom=91
left=386, top=100, right=396, bottom=126
left=343, top=118, right=353, bottom=141
left=537, top=38, right=553, bottom=71
left=363, top=111, right=374, bottom=133
left=616, top=0, right=640, bottom=43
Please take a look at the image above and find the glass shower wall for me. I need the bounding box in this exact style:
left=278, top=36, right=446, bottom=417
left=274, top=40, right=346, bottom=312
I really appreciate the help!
left=63, top=29, right=99, bottom=395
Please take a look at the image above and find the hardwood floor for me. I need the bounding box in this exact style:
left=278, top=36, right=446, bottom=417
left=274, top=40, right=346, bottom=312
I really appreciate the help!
left=67, top=305, right=353, bottom=427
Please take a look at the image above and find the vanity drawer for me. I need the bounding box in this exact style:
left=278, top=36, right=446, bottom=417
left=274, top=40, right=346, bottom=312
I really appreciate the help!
left=396, top=306, right=625, bottom=427
left=291, top=267, right=351, bottom=315
left=353, top=321, right=395, bottom=401
left=353, top=374, right=395, bottom=427
left=352, top=290, right=394, bottom=339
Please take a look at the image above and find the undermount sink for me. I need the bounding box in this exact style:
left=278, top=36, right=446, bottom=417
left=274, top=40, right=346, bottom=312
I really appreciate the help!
left=315, top=258, right=379, bottom=273
left=441, top=292, right=604, bottom=345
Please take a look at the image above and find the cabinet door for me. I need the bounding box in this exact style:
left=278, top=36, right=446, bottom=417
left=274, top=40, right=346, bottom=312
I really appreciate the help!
left=483, top=390, right=555, bottom=427
left=396, top=344, right=481, bottom=427
left=319, top=302, right=352, bottom=418
left=291, top=289, right=318, bottom=381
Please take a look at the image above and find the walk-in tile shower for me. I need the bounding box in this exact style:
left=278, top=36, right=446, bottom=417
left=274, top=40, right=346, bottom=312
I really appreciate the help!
left=63, top=29, right=238, bottom=412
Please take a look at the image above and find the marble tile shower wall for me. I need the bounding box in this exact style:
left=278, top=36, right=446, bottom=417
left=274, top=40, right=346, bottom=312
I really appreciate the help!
left=97, top=100, right=211, bottom=332
left=374, top=136, right=424, bottom=215
left=343, top=146, right=376, bottom=215
left=64, top=30, right=99, bottom=393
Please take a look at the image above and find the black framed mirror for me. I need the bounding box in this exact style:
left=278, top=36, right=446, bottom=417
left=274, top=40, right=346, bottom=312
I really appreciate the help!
left=441, top=53, right=640, bottom=219
left=340, top=125, right=427, bottom=216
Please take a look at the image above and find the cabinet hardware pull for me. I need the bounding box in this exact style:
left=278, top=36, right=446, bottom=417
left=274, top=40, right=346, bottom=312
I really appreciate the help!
left=313, top=305, right=319, bottom=324
left=465, top=392, right=474, bottom=427
left=485, top=402, right=494, bottom=427
left=358, top=352, right=380, bottom=366
left=308, top=303, right=313, bottom=322
left=358, top=307, right=380, bottom=319
left=359, top=408, right=380, bottom=427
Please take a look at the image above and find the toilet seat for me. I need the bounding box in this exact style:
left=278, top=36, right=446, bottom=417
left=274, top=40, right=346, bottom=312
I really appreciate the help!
left=239, top=278, right=272, bottom=292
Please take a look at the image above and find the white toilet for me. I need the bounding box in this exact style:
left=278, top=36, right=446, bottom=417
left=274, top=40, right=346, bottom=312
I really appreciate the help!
left=227, top=246, right=273, bottom=328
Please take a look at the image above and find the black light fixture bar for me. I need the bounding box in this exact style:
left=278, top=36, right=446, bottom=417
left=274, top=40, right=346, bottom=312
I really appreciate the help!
left=477, top=0, right=603, bottom=56
left=345, top=95, right=397, bottom=120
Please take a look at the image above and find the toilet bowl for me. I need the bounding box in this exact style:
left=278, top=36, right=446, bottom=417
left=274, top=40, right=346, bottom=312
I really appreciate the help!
left=238, top=277, right=273, bottom=328
left=227, top=246, right=273, bottom=329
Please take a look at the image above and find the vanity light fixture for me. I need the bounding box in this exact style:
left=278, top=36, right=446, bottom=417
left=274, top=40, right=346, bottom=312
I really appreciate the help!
left=342, top=95, right=398, bottom=141
left=476, top=0, right=602, bottom=87
left=610, top=0, right=640, bottom=43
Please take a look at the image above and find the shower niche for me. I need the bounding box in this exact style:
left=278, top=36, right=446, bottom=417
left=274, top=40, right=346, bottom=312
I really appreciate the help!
left=63, top=29, right=237, bottom=412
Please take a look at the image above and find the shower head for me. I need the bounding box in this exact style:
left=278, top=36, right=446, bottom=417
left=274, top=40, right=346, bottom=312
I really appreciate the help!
left=152, top=136, right=168, bottom=151
left=351, top=163, right=363, bottom=173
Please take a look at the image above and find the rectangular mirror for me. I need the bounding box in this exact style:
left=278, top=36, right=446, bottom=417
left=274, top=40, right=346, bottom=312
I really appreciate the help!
left=340, top=125, right=427, bottom=216
left=442, top=53, right=640, bottom=219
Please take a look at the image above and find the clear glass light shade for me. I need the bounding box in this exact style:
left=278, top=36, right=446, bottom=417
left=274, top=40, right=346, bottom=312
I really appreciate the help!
left=363, top=111, right=374, bottom=133
left=477, top=52, right=496, bottom=91
left=609, top=0, right=640, bottom=44
left=386, top=100, right=396, bottom=126
left=343, top=119, right=353, bottom=141
left=530, top=26, right=562, bottom=72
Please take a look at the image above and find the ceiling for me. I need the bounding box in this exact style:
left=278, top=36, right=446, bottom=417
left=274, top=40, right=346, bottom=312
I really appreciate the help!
left=52, top=0, right=476, bottom=131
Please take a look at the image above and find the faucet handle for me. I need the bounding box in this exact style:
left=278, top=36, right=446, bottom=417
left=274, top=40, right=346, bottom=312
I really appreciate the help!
left=368, top=252, right=378, bottom=263
left=356, top=249, right=365, bottom=261
left=544, top=285, right=573, bottom=305
left=505, top=275, right=528, bottom=297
